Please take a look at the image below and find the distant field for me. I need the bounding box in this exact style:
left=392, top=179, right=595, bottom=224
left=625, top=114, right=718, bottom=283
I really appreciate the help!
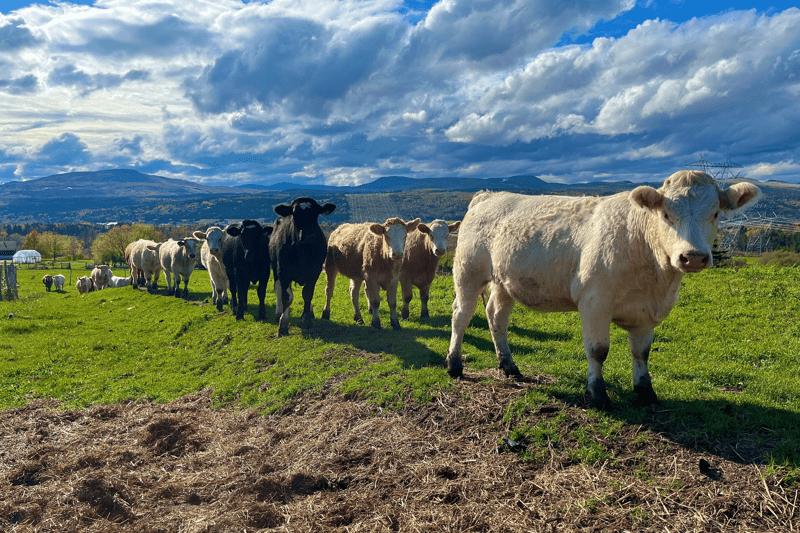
left=1, top=263, right=799, bottom=531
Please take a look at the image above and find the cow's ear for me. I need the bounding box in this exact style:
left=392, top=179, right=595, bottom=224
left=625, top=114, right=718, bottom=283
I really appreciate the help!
left=630, top=186, right=663, bottom=211
left=274, top=204, right=293, bottom=217
left=263, top=225, right=274, bottom=236
left=193, top=231, right=206, bottom=241
left=226, top=226, right=242, bottom=237
left=147, top=245, right=156, bottom=251
left=405, top=218, right=421, bottom=232
left=177, top=240, right=186, bottom=247
left=320, top=203, right=336, bottom=216
left=417, top=223, right=431, bottom=234
left=369, top=223, right=386, bottom=235
left=448, top=221, right=461, bottom=233
left=720, top=182, right=762, bottom=215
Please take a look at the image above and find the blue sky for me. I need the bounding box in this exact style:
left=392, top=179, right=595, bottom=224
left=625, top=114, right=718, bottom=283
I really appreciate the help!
left=1, top=0, right=799, bottom=186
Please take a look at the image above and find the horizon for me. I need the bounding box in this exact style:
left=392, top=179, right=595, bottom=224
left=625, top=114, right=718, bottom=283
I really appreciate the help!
left=1, top=1, right=799, bottom=187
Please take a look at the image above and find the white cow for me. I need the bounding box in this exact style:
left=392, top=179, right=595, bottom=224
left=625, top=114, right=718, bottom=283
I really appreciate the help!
left=90, top=265, right=113, bottom=291
left=148, top=237, right=200, bottom=298
left=399, top=220, right=460, bottom=319
left=52, top=274, right=65, bottom=292
left=107, top=275, right=133, bottom=288
left=446, top=170, right=762, bottom=409
left=198, top=226, right=228, bottom=311
left=76, top=276, right=94, bottom=294
left=128, top=239, right=162, bottom=291
left=322, top=217, right=420, bottom=330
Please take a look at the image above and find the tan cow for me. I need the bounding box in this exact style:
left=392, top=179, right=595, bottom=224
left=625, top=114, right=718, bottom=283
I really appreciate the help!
left=447, top=170, right=762, bottom=409
left=322, top=217, right=420, bottom=330
left=198, top=226, right=228, bottom=311
left=90, top=265, right=113, bottom=291
left=128, top=239, right=162, bottom=291
left=399, top=219, right=460, bottom=319
left=76, top=276, right=94, bottom=294
left=148, top=237, right=201, bottom=298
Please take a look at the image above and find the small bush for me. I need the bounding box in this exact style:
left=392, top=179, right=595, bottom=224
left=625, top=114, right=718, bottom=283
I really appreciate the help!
left=758, top=250, right=800, bottom=267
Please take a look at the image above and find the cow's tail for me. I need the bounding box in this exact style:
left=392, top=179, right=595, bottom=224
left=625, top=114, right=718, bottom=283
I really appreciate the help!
left=467, top=190, right=493, bottom=211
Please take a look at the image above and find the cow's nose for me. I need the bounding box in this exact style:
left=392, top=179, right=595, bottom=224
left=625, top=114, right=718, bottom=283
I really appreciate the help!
left=679, top=252, right=710, bottom=272
left=392, top=252, right=403, bottom=260
left=435, top=248, right=446, bottom=257
left=190, top=254, right=196, bottom=258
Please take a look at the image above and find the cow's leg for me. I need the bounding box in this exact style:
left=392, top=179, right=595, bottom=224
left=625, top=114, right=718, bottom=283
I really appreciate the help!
left=300, top=278, right=318, bottom=330
left=386, top=280, right=401, bottom=330
left=446, top=269, right=489, bottom=378
left=256, top=277, right=268, bottom=321
left=235, top=278, right=249, bottom=320
left=182, top=274, right=191, bottom=299
left=579, top=299, right=613, bottom=410
left=164, top=270, right=173, bottom=295
left=151, top=270, right=160, bottom=292
left=400, top=279, right=413, bottom=320
left=350, top=278, right=365, bottom=325
left=419, top=283, right=431, bottom=319
left=485, top=283, right=520, bottom=377
left=277, top=283, right=294, bottom=336
left=274, top=278, right=284, bottom=323
left=629, top=329, right=659, bottom=405
left=321, top=265, right=337, bottom=321
left=364, top=278, right=382, bottom=329
left=173, top=273, right=182, bottom=298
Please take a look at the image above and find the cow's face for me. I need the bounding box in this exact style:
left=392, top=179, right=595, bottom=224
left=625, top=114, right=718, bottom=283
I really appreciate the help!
left=370, top=218, right=421, bottom=260
left=418, top=220, right=460, bottom=257
left=195, top=227, right=224, bottom=258
left=274, top=197, right=336, bottom=228
left=178, top=237, right=199, bottom=259
left=632, top=170, right=761, bottom=273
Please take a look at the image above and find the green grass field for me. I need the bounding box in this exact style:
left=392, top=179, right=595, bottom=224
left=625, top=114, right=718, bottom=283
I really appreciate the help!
left=2, top=262, right=800, bottom=474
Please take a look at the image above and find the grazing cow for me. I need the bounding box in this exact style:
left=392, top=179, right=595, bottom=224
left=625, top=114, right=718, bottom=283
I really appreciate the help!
left=128, top=239, right=162, bottom=290
left=322, top=217, right=421, bottom=330
left=198, top=226, right=228, bottom=311
left=107, top=275, right=132, bottom=288
left=222, top=220, right=273, bottom=320
left=148, top=237, right=201, bottom=298
left=90, top=265, right=113, bottom=291
left=446, top=170, right=762, bottom=409
left=269, top=197, right=336, bottom=336
left=53, top=274, right=65, bottom=292
left=399, top=220, right=461, bottom=319
left=76, top=276, right=94, bottom=294
left=42, top=275, right=54, bottom=292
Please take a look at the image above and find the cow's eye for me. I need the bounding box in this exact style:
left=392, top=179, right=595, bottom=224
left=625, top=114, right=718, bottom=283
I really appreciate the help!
left=663, top=212, right=672, bottom=224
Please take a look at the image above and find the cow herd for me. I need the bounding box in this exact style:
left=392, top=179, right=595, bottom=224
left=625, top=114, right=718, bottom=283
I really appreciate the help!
left=51, top=171, right=763, bottom=409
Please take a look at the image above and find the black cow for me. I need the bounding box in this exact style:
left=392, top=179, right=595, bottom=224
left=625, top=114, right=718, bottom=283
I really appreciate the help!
left=269, top=197, right=336, bottom=336
left=221, top=219, right=274, bottom=321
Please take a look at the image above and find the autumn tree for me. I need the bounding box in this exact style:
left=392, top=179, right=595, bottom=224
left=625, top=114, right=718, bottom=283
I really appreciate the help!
left=22, top=230, right=41, bottom=251
left=38, top=231, right=67, bottom=263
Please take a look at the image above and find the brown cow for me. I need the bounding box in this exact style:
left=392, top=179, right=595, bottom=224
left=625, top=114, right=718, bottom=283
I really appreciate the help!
left=322, top=217, right=420, bottom=330
left=42, top=275, right=54, bottom=292
left=399, top=219, right=460, bottom=319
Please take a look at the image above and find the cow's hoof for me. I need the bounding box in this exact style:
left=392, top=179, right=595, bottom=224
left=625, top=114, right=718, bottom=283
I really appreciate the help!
left=633, top=385, right=660, bottom=406
left=391, top=320, right=401, bottom=331
left=401, top=309, right=409, bottom=320
left=216, top=304, right=223, bottom=312
left=420, top=310, right=429, bottom=319
left=446, top=354, right=463, bottom=378
left=301, top=314, right=313, bottom=330
left=371, top=320, right=382, bottom=329
left=321, top=310, right=330, bottom=320
left=355, top=316, right=364, bottom=325
left=586, top=382, right=612, bottom=411
left=500, top=361, right=521, bottom=378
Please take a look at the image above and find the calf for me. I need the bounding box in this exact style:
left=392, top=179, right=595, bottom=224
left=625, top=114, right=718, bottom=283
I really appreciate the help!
left=53, top=274, right=65, bottom=292
left=148, top=237, right=201, bottom=298
left=198, top=226, right=228, bottom=311
left=446, top=170, right=761, bottom=409
left=42, top=275, right=54, bottom=292
left=322, top=217, right=420, bottom=330
left=128, top=239, right=162, bottom=290
left=90, top=265, right=113, bottom=291
left=400, top=220, right=460, bottom=319
left=107, top=275, right=132, bottom=288
left=221, top=220, right=273, bottom=320
left=269, top=197, right=336, bottom=336
left=76, top=276, right=94, bottom=294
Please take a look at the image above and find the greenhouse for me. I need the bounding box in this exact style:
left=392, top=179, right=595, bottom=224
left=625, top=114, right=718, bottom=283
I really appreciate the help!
left=12, top=250, right=42, bottom=264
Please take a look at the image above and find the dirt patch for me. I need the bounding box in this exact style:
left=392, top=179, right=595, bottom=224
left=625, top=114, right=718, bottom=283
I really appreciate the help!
left=1, top=380, right=797, bottom=532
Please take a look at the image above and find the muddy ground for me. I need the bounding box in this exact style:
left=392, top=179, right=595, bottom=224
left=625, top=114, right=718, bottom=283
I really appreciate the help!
left=1, top=375, right=797, bottom=532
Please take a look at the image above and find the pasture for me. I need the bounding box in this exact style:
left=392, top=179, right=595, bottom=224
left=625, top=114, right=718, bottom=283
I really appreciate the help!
left=1, top=263, right=799, bottom=531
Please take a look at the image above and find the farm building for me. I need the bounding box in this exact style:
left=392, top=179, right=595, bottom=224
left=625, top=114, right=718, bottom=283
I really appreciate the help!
left=0, top=241, right=17, bottom=260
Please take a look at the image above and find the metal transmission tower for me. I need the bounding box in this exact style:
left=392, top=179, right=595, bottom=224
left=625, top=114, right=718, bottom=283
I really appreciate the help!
left=687, top=155, right=744, bottom=186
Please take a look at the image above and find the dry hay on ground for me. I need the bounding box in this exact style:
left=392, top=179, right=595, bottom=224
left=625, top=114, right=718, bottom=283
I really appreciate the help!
left=1, top=376, right=797, bottom=532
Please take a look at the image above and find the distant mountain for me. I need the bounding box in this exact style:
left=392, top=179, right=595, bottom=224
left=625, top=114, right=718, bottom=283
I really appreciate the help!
left=1, top=169, right=261, bottom=200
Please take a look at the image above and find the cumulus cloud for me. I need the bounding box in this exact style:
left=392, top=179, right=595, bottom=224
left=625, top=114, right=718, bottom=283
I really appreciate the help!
left=48, top=64, right=150, bottom=95
left=0, top=74, right=38, bottom=94
left=0, top=16, right=40, bottom=50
